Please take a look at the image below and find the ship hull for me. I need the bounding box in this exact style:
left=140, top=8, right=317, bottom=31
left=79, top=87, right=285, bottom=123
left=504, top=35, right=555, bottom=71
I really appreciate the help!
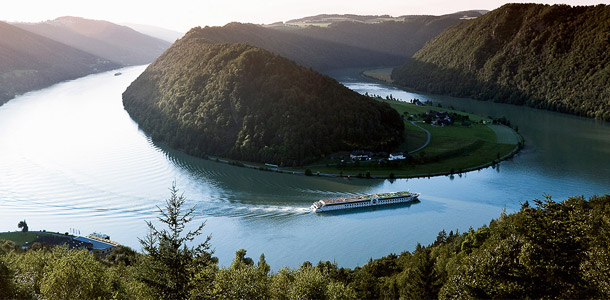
left=310, top=193, right=419, bottom=213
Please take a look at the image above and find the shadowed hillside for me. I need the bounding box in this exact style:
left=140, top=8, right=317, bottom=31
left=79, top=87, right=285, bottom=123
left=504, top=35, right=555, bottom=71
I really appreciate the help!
left=15, top=17, right=171, bottom=65
left=121, top=22, right=184, bottom=43
left=187, top=12, right=484, bottom=72
left=0, top=21, right=118, bottom=105
left=181, top=23, right=406, bottom=71
left=123, top=36, right=404, bottom=166
left=392, top=4, right=610, bottom=121
left=269, top=11, right=485, bottom=60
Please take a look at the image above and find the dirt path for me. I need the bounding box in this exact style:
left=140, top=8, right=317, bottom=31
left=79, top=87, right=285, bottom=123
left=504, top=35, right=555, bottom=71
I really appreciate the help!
left=408, top=121, right=431, bottom=154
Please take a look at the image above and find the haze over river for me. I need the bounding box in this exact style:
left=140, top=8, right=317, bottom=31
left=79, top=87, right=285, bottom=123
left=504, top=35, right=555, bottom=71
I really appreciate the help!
left=1, top=66, right=609, bottom=269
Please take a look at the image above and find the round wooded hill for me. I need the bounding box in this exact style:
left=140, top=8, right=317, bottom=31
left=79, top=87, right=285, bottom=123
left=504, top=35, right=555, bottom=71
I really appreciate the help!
left=122, top=37, right=404, bottom=166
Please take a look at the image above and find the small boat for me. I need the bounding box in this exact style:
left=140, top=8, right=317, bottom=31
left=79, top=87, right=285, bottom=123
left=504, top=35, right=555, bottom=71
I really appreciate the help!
left=310, top=191, right=419, bottom=212
left=114, top=72, right=122, bottom=76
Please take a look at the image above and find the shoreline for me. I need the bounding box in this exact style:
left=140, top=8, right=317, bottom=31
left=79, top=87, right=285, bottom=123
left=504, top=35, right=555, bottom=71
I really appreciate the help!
left=201, top=129, right=524, bottom=180
left=156, top=66, right=524, bottom=180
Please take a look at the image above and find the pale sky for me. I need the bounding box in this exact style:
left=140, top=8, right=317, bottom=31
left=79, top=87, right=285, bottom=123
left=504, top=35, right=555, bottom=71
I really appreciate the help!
left=2, top=0, right=608, bottom=32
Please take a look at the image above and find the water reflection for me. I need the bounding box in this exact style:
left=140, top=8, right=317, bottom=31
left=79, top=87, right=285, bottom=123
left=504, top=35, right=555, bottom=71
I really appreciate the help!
left=0, top=66, right=608, bottom=269
left=314, top=199, right=421, bottom=217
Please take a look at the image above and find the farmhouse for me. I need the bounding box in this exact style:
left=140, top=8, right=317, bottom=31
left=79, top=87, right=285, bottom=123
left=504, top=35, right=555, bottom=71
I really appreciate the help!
left=389, top=152, right=406, bottom=160
left=427, top=110, right=452, bottom=126
left=350, top=150, right=373, bottom=161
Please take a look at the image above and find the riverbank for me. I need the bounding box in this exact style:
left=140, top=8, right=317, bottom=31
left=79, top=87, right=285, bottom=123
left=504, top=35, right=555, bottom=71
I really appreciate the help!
left=362, top=67, right=394, bottom=83
left=199, top=97, right=523, bottom=179
left=2, top=64, right=608, bottom=270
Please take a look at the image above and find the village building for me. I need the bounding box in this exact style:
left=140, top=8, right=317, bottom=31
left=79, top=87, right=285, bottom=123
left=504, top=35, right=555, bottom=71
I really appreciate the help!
left=389, top=152, right=406, bottom=160
left=412, top=99, right=425, bottom=106
left=427, top=110, right=453, bottom=126
left=350, top=150, right=373, bottom=161
left=22, top=232, right=118, bottom=257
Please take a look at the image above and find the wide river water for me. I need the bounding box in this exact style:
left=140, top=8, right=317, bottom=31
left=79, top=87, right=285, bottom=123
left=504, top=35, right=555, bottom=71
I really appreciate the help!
left=1, top=66, right=609, bottom=269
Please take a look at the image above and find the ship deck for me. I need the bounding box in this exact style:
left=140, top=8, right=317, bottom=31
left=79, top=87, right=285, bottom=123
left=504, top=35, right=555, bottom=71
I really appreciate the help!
left=321, top=192, right=414, bottom=205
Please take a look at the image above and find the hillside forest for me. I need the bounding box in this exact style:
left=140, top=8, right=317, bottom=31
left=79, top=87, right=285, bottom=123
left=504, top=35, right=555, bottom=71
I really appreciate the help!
left=123, top=40, right=404, bottom=167
left=392, top=4, right=610, bottom=121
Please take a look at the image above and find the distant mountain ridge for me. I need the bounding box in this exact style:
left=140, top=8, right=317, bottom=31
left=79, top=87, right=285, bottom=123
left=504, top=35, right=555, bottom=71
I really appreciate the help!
left=121, top=23, right=184, bottom=43
left=184, top=23, right=406, bottom=71
left=271, top=11, right=485, bottom=62
left=278, top=11, right=486, bottom=26
left=392, top=4, right=610, bottom=120
left=0, top=21, right=118, bottom=105
left=122, top=37, right=404, bottom=166
left=14, top=16, right=171, bottom=65
left=180, top=11, right=483, bottom=72
left=281, top=14, right=403, bottom=25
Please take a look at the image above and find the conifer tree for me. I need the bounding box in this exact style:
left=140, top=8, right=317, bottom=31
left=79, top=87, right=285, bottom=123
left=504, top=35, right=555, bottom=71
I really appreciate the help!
left=138, top=182, right=215, bottom=299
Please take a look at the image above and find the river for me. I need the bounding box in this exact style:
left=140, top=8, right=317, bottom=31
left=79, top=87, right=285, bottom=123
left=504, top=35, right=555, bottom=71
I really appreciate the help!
left=1, top=66, right=608, bottom=269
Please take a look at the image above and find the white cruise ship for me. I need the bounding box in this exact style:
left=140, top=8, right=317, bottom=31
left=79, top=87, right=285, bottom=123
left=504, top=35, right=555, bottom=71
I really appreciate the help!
left=310, top=191, right=419, bottom=213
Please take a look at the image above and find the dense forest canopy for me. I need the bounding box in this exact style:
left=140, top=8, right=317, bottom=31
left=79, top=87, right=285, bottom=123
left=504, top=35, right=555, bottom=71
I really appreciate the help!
left=0, top=21, right=118, bottom=105
left=392, top=4, right=610, bottom=121
left=122, top=37, right=404, bottom=166
left=2, top=193, right=609, bottom=299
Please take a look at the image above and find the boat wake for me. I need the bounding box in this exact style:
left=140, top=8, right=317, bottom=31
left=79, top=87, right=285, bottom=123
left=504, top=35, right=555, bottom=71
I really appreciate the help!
left=200, top=202, right=312, bottom=218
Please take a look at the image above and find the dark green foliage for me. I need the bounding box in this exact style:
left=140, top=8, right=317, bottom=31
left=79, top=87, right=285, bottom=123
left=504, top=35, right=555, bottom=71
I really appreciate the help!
left=392, top=4, right=610, bottom=121
left=211, top=249, right=270, bottom=299
left=137, top=183, right=216, bottom=299
left=0, top=258, right=16, bottom=299
left=17, top=220, right=28, bottom=232
left=104, top=245, right=139, bottom=266
left=337, top=194, right=610, bottom=299
left=1, top=194, right=609, bottom=298
left=399, top=248, right=441, bottom=299
left=123, top=40, right=404, bottom=166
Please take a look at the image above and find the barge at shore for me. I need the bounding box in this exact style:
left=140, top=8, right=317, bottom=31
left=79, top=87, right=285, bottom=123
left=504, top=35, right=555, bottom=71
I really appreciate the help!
left=310, top=191, right=419, bottom=212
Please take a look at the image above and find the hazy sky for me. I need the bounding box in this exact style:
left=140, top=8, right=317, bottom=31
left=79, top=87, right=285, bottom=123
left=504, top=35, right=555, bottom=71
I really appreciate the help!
left=2, top=0, right=608, bottom=32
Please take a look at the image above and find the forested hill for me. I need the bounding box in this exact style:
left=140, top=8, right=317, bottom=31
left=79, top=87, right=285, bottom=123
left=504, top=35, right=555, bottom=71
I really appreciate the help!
left=122, top=38, right=404, bottom=166
left=14, top=17, right=171, bottom=66
left=269, top=11, right=485, bottom=61
left=175, top=12, right=482, bottom=72
left=392, top=4, right=610, bottom=121
left=174, top=23, right=405, bottom=71
left=0, top=21, right=118, bottom=105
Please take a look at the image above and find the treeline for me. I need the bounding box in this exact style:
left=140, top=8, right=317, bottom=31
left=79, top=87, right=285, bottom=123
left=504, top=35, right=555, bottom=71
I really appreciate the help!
left=123, top=40, right=404, bottom=166
left=1, top=188, right=609, bottom=299
left=0, top=21, right=118, bottom=105
left=392, top=4, right=610, bottom=121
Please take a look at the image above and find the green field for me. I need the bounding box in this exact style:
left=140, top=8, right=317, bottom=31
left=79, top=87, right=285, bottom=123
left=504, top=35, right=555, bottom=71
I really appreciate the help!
left=488, top=124, right=521, bottom=144
left=398, top=121, right=428, bottom=153
left=362, top=68, right=394, bottom=83
left=0, top=231, right=71, bottom=246
left=284, top=98, right=521, bottom=178
left=200, top=98, right=521, bottom=179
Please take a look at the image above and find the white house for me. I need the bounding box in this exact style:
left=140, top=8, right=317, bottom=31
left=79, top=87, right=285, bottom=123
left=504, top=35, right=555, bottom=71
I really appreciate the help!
left=389, top=152, right=405, bottom=161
